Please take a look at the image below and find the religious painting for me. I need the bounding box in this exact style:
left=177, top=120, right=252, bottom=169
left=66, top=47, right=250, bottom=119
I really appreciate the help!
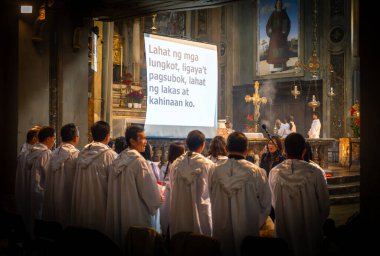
left=197, top=9, right=207, bottom=36
left=257, top=0, right=302, bottom=78
left=155, top=11, right=186, bottom=37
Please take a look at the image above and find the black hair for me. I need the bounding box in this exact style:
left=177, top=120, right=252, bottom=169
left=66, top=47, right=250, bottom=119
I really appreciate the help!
left=141, top=143, right=152, bottom=161
left=268, top=135, right=283, bottom=154
left=208, top=135, right=227, bottom=158
left=313, top=112, right=319, bottom=118
left=284, top=133, right=306, bottom=158
left=38, top=126, right=55, bottom=142
left=61, top=123, right=78, bottom=142
left=91, top=121, right=110, bottom=142
left=227, top=132, right=248, bottom=153
left=168, top=142, right=185, bottom=163
left=26, top=127, right=40, bottom=143
left=164, top=141, right=186, bottom=180
left=304, top=142, right=313, bottom=162
left=186, top=130, right=205, bottom=151
left=125, top=125, right=144, bottom=147
left=114, top=136, right=127, bottom=154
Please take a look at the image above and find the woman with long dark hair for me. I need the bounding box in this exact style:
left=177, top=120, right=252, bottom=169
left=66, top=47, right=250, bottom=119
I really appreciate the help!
left=260, top=135, right=285, bottom=221
left=260, top=135, right=285, bottom=177
left=207, top=135, right=228, bottom=164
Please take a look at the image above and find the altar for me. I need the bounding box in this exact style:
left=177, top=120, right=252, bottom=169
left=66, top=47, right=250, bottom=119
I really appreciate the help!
left=148, top=137, right=336, bottom=169
left=245, top=137, right=336, bottom=169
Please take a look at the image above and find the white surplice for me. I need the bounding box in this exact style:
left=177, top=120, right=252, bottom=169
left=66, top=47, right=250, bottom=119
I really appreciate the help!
left=15, top=143, right=33, bottom=222
left=159, top=162, right=172, bottom=236
left=207, top=155, right=228, bottom=165
left=210, top=158, right=271, bottom=256
left=269, top=159, right=330, bottom=256
left=308, top=119, right=321, bottom=138
left=26, top=143, right=52, bottom=222
left=42, top=143, right=79, bottom=227
left=71, top=142, right=117, bottom=232
left=105, top=149, right=161, bottom=246
left=170, top=152, right=214, bottom=237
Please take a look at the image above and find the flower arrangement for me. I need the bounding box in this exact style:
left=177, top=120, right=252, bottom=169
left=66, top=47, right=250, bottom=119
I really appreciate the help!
left=350, top=101, right=360, bottom=138
left=126, top=90, right=144, bottom=103
left=245, top=114, right=258, bottom=132
left=122, top=72, right=132, bottom=86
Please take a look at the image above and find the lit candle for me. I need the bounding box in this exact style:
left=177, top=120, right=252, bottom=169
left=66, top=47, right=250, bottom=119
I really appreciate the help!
left=312, top=95, right=316, bottom=101
left=295, top=85, right=298, bottom=91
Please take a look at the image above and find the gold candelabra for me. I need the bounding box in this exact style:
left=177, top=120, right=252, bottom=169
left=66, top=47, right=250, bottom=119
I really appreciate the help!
left=294, top=0, right=334, bottom=79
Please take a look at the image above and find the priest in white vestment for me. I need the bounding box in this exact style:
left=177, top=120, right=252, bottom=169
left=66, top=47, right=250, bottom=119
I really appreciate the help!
left=26, top=126, right=55, bottom=229
left=15, top=126, right=40, bottom=227
left=106, top=126, right=162, bottom=247
left=43, top=123, right=80, bottom=227
left=71, top=121, right=117, bottom=233
left=210, top=132, right=271, bottom=256
left=269, top=133, right=330, bottom=256
left=308, top=112, right=321, bottom=138
left=170, top=130, right=214, bottom=237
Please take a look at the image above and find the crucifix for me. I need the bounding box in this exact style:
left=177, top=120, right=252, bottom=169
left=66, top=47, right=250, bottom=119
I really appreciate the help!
left=245, top=81, right=267, bottom=132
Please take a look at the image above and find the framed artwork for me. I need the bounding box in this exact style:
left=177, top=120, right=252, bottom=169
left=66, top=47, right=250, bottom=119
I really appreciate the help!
left=197, top=9, right=208, bottom=36
left=257, top=0, right=303, bottom=78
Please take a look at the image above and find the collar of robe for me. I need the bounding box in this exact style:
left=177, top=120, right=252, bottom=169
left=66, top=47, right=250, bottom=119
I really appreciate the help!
left=228, top=154, right=245, bottom=160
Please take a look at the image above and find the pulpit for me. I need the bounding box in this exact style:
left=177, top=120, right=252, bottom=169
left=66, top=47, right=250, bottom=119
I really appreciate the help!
left=306, top=138, right=336, bottom=169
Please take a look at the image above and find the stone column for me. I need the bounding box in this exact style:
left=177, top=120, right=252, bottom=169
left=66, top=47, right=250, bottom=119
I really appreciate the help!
left=101, top=22, right=114, bottom=124
left=132, top=18, right=140, bottom=84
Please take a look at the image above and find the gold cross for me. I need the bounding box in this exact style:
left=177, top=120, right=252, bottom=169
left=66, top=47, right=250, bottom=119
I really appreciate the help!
left=245, top=81, right=267, bottom=124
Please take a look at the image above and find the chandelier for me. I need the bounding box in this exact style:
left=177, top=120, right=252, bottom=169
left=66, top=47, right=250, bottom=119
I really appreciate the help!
left=295, top=0, right=333, bottom=79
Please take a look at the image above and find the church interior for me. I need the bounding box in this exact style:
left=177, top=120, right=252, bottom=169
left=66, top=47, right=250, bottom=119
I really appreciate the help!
left=1, top=0, right=379, bottom=254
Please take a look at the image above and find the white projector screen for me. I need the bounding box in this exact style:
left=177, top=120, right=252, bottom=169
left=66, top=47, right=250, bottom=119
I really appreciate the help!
left=144, top=34, right=218, bottom=138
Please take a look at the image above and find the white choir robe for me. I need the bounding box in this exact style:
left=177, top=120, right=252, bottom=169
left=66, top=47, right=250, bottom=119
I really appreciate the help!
left=210, top=158, right=271, bottom=256
left=170, top=152, right=214, bottom=237
left=308, top=119, right=321, bottom=138
left=269, top=159, right=330, bottom=256
left=207, top=155, right=228, bottom=165
left=15, top=143, right=33, bottom=223
left=26, top=143, right=52, bottom=226
left=159, top=163, right=172, bottom=236
left=105, top=149, right=162, bottom=247
left=71, top=142, right=117, bottom=233
left=146, top=160, right=162, bottom=233
left=43, top=143, right=79, bottom=227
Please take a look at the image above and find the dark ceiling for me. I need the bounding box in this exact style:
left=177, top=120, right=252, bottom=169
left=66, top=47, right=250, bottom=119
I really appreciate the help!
left=89, top=0, right=240, bottom=20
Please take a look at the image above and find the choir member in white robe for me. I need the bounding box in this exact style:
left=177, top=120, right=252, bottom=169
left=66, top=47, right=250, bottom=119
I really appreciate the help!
left=210, top=132, right=271, bottom=256
left=170, top=130, right=214, bottom=237
left=308, top=112, right=321, bottom=138
left=269, top=133, right=330, bottom=256
left=15, top=126, right=40, bottom=226
left=42, top=123, right=80, bottom=227
left=71, top=121, right=117, bottom=233
left=26, top=126, right=55, bottom=226
left=159, top=142, right=185, bottom=237
left=141, top=142, right=162, bottom=233
left=106, top=126, right=162, bottom=247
